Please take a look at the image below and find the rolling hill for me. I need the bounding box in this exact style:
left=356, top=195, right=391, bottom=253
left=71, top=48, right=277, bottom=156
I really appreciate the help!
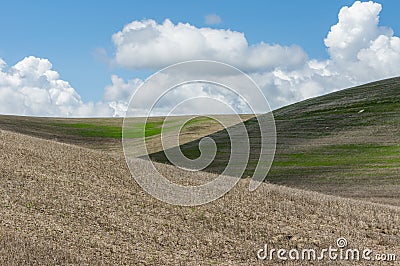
left=149, top=77, right=400, bottom=206
left=0, top=77, right=398, bottom=207
left=0, top=77, right=399, bottom=264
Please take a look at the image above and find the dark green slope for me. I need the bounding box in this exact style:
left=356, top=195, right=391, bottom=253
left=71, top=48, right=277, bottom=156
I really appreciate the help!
left=150, top=77, right=400, bottom=205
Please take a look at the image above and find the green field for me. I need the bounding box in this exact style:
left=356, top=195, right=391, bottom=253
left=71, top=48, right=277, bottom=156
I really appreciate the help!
left=50, top=122, right=123, bottom=138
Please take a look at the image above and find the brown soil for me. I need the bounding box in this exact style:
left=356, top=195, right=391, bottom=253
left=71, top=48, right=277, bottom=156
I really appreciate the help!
left=0, top=130, right=399, bottom=265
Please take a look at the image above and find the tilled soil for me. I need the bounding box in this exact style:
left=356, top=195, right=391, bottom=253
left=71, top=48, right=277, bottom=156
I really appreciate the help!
left=1, top=130, right=399, bottom=265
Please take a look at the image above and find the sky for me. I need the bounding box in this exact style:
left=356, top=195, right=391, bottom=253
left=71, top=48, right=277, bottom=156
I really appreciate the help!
left=0, top=0, right=399, bottom=117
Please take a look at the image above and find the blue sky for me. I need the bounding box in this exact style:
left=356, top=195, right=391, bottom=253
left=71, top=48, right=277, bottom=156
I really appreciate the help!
left=0, top=1, right=400, bottom=117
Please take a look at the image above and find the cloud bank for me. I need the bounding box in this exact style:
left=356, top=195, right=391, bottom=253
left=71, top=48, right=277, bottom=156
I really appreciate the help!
left=1, top=1, right=399, bottom=117
left=0, top=56, right=111, bottom=117
left=111, top=18, right=307, bottom=72
left=0, top=56, right=142, bottom=117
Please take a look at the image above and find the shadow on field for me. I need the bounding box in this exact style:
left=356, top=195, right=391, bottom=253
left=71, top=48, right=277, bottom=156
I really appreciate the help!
left=146, top=115, right=262, bottom=178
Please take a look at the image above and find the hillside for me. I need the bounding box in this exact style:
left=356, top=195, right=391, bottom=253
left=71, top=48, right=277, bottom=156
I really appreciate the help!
left=270, top=76, right=400, bottom=205
left=149, top=77, right=400, bottom=206
left=0, top=77, right=399, bottom=207
left=0, top=130, right=399, bottom=264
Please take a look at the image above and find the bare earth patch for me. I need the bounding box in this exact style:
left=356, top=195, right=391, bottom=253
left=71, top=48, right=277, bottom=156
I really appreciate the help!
left=0, top=130, right=399, bottom=264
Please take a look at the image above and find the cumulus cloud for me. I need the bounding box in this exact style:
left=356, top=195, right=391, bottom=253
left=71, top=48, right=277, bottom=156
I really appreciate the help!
left=104, top=74, right=142, bottom=102
left=0, top=56, right=120, bottom=117
left=111, top=19, right=308, bottom=71
left=324, top=0, right=400, bottom=82
left=204, top=14, right=222, bottom=25
left=0, top=56, right=82, bottom=116
left=249, top=0, right=400, bottom=108
left=103, top=75, right=143, bottom=116
left=325, top=1, right=384, bottom=62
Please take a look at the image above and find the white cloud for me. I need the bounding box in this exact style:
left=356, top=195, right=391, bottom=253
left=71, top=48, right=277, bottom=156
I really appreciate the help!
left=103, top=74, right=143, bottom=117
left=104, top=74, right=142, bottom=102
left=324, top=1, right=384, bottom=62
left=323, top=0, right=400, bottom=82
left=357, top=35, right=400, bottom=78
left=204, top=14, right=222, bottom=25
left=0, top=58, right=6, bottom=70
left=111, top=19, right=308, bottom=71
left=250, top=0, right=400, bottom=109
left=0, top=56, right=117, bottom=117
left=0, top=56, right=80, bottom=116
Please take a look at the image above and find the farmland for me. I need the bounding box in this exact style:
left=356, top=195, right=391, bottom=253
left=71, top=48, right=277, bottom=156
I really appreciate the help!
left=0, top=77, right=399, bottom=264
